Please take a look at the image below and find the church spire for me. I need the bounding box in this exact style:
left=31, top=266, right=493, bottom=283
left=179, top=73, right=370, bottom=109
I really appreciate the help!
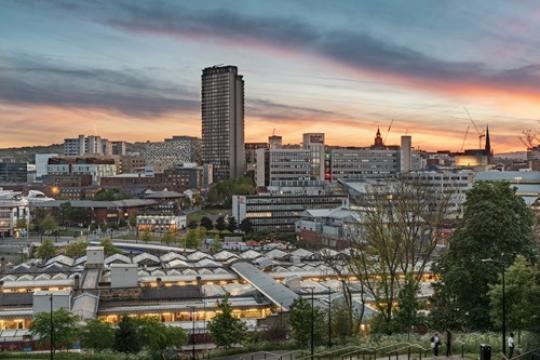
left=374, top=127, right=384, bottom=148
left=485, top=125, right=491, bottom=155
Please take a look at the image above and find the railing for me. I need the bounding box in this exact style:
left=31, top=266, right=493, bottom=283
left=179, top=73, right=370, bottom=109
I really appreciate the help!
left=340, top=343, right=431, bottom=360
left=500, top=346, right=540, bottom=360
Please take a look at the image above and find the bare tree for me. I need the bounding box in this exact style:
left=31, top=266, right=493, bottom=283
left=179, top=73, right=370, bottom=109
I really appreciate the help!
left=348, top=175, right=450, bottom=325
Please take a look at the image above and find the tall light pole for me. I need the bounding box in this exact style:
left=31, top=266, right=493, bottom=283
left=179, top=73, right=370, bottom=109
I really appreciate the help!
left=190, top=306, right=196, bottom=360
left=311, top=288, right=315, bottom=360
left=49, top=293, right=54, bottom=360
left=327, top=288, right=332, bottom=348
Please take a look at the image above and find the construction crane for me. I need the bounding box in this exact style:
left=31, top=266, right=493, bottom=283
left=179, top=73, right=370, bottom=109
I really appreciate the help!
left=460, top=125, right=470, bottom=152
left=384, top=119, right=394, bottom=143
left=464, top=107, right=485, bottom=148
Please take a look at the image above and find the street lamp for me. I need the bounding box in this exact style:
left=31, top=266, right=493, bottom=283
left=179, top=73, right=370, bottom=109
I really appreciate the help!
left=49, top=293, right=54, bottom=360
left=327, top=288, right=332, bottom=348
left=189, top=306, right=196, bottom=360
left=310, top=287, right=315, bottom=360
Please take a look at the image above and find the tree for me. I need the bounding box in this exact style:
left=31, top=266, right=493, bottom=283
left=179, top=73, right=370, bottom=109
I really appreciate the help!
left=489, top=256, right=540, bottom=334
left=100, top=238, right=120, bottom=256
left=94, top=188, right=130, bottom=201
left=39, top=214, right=58, bottom=241
left=395, top=274, right=421, bottom=334
left=161, top=230, right=176, bottom=246
left=137, top=317, right=187, bottom=358
left=239, top=218, right=253, bottom=233
left=215, top=216, right=226, bottom=232
left=184, top=228, right=203, bottom=249
left=114, top=315, right=142, bottom=353
left=208, top=294, right=247, bottom=350
left=181, top=196, right=192, bottom=210
left=288, top=297, right=325, bottom=347
left=349, top=176, right=449, bottom=329
left=209, top=239, right=223, bottom=253
left=15, top=217, right=27, bottom=229
left=227, top=216, right=238, bottom=233
left=80, top=319, right=114, bottom=351
left=141, top=229, right=153, bottom=243
left=432, top=182, right=534, bottom=330
left=30, top=308, right=79, bottom=352
left=64, top=240, right=88, bottom=258
left=200, top=216, right=214, bottom=231
left=206, top=177, right=255, bottom=208
left=36, top=239, right=56, bottom=259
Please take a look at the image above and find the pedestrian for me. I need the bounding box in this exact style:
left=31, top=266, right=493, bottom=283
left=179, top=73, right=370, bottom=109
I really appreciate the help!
left=431, top=333, right=441, bottom=356
left=508, top=333, right=515, bottom=358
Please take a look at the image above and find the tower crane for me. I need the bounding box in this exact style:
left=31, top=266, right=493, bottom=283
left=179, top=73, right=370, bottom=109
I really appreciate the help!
left=460, top=125, right=470, bottom=152
left=384, top=119, right=394, bottom=143
left=464, top=107, right=485, bottom=148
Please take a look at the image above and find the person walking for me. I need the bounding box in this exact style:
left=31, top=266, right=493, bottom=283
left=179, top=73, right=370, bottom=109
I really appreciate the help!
left=431, top=333, right=441, bottom=356
left=508, top=333, right=515, bottom=358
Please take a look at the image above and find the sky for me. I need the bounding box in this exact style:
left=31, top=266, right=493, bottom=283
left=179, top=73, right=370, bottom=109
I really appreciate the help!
left=2, top=1, right=540, bottom=152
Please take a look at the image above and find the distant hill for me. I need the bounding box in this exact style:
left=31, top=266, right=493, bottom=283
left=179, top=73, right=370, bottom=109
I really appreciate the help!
left=495, top=151, right=527, bottom=160
left=0, top=144, right=63, bottom=163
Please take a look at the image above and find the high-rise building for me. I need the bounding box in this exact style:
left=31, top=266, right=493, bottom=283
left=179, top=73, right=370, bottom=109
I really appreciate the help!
left=303, top=133, right=325, bottom=181
left=201, top=65, right=245, bottom=181
left=142, top=136, right=201, bottom=172
left=400, top=135, right=412, bottom=172
left=63, top=135, right=112, bottom=156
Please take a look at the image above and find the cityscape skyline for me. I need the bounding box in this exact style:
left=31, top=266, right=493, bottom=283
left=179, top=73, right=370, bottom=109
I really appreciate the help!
left=3, top=1, right=540, bottom=152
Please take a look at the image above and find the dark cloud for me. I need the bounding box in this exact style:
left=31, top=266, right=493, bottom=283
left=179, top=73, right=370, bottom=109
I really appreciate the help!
left=39, top=0, right=540, bottom=95
left=246, top=99, right=348, bottom=121
left=0, top=54, right=199, bottom=116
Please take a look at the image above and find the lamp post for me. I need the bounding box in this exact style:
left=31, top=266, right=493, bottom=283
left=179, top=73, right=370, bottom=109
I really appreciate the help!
left=49, top=293, right=54, bottom=360
left=327, top=288, right=332, bottom=348
left=190, top=306, right=196, bottom=360
left=311, top=287, right=315, bottom=360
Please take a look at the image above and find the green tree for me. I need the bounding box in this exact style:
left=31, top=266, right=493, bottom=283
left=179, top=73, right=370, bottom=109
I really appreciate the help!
left=289, top=297, right=325, bottom=347
left=200, top=216, right=214, bottom=231
left=141, top=229, right=153, bottom=243
left=64, top=240, right=88, bottom=258
left=239, top=218, right=253, bottom=233
left=128, top=213, right=137, bottom=227
left=184, top=228, right=202, bottom=249
left=208, top=294, right=247, bottom=350
left=215, top=216, right=226, bottom=232
left=489, top=256, right=540, bottom=333
left=36, top=239, right=56, bottom=259
left=395, top=275, right=421, bottom=334
left=161, top=230, right=176, bottom=246
left=39, top=214, right=58, bottom=240
left=15, top=217, right=27, bottom=229
left=227, top=216, right=238, bottom=233
left=209, top=239, right=223, bottom=253
left=206, top=177, right=254, bottom=207
left=100, top=238, right=120, bottom=256
left=432, top=181, right=535, bottom=330
left=137, top=317, right=187, bottom=358
left=94, top=188, right=130, bottom=201
left=80, top=319, right=114, bottom=351
left=181, top=196, right=192, bottom=210
left=30, top=308, right=79, bottom=352
left=114, top=315, right=142, bottom=353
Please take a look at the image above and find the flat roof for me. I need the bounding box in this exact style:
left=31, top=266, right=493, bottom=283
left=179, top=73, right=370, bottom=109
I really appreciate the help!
left=231, top=261, right=299, bottom=311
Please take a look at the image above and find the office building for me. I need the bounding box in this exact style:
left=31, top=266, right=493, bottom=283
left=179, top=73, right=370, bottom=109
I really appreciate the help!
left=0, top=160, right=28, bottom=184
left=63, top=135, right=112, bottom=156
left=35, top=154, right=58, bottom=180
left=327, top=148, right=400, bottom=181
left=232, top=193, right=347, bottom=232
left=142, top=136, right=201, bottom=172
left=256, top=148, right=311, bottom=188
left=47, top=157, right=116, bottom=185
left=303, top=133, right=325, bottom=181
left=201, top=65, right=245, bottom=181
left=111, top=141, right=127, bottom=156
left=400, top=136, right=412, bottom=172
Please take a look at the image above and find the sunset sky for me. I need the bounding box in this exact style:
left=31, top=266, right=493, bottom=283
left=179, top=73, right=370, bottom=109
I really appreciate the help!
left=2, top=1, right=540, bottom=152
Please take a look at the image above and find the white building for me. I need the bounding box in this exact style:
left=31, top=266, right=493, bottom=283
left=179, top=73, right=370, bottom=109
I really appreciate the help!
left=35, top=153, right=58, bottom=179
left=64, top=135, right=112, bottom=156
